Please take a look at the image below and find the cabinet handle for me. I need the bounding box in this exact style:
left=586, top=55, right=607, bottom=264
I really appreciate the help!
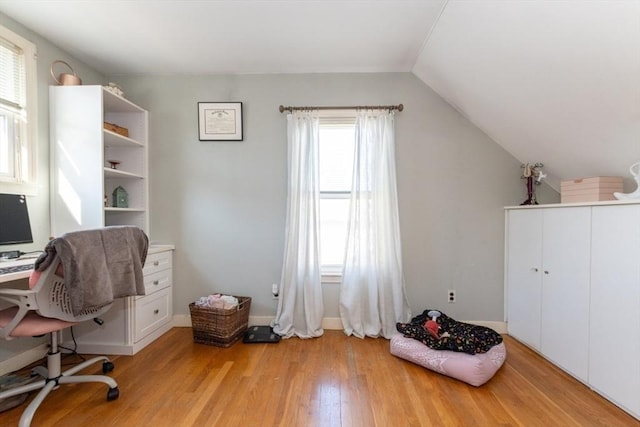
left=544, top=270, right=549, bottom=275
left=532, top=268, right=539, bottom=272
left=154, top=309, right=159, bottom=314
left=153, top=261, right=159, bottom=266
left=153, top=280, right=159, bottom=285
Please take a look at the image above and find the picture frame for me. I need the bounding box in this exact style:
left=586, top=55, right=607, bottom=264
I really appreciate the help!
left=198, top=102, right=243, bottom=141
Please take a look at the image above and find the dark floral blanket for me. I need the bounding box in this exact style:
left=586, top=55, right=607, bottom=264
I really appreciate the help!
left=396, top=309, right=503, bottom=355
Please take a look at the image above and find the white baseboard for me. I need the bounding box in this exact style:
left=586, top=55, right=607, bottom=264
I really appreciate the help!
left=172, top=314, right=281, bottom=328
left=172, top=314, right=192, bottom=327
left=172, top=314, right=507, bottom=334
left=0, top=343, right=48, bottom=376
left=468, top=320, right=507, bottom=334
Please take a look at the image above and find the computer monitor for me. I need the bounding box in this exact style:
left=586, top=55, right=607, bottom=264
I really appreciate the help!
left=0, top=193, right=34, bottom=246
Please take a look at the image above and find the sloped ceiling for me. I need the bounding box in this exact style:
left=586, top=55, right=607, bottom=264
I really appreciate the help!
left=413, top=0, right=640, bottom=190
left=0, top=0, right=638, bottom=191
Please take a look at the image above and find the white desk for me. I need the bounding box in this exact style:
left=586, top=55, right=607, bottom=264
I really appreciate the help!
left=0, top=257, right=36, bottom=283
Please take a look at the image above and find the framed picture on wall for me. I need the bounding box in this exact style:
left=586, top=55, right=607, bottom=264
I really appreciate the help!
left=198, top=102, right=243, bottom=141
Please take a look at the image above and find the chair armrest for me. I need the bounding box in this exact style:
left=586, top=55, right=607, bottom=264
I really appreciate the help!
left=0, top=288, right=36, bottom=296
left=0, top=288, right=37, bottom=308
left=0, top=305, right=31, bottom=340
left=0, top=287, right=39, bottom=339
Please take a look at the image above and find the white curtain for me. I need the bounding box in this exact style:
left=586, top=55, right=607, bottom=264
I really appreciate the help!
left=272, top=111, right=324, bottom=338
left=339, top=110, right=411, bottom=338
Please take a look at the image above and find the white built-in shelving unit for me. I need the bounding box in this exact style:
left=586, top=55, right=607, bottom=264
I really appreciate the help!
left=49, top=85, right=173, bottom=355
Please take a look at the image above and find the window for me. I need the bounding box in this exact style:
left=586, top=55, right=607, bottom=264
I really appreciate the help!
left=319, top=117, right=355, bottom=280
left=0, top=25, right=37, bottom=191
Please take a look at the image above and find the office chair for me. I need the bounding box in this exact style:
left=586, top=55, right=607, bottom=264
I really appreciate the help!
left=0, top=226, right=149, bottom=427
left=0, top=253, right=119, bottom=426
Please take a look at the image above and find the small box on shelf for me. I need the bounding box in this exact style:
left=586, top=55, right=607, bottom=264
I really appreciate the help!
left=560, top=176, right=623, bottom=203
left=103, top=121, right=129, bottom=137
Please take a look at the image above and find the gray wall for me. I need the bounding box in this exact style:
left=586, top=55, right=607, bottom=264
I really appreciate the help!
left=0, top=10, right=561, bottom=366
left=112, top=72, right=559, bottom=322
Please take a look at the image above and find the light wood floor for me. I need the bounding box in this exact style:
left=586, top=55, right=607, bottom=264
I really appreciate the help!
left=0, top=328, right=637, bottom=426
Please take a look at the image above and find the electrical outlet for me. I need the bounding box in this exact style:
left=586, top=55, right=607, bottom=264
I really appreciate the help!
left=272, top=283, right=279, bottom=299
left=448, top=290, right=456, bottom=303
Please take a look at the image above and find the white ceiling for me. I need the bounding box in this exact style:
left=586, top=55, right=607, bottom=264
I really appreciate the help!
left=0, top=0, right=446, bottom=74
left=0, top=0, right=638, bottom=191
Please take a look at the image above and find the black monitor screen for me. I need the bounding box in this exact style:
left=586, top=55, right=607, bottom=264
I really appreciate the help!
left=0, top=194, right=33, bottom=245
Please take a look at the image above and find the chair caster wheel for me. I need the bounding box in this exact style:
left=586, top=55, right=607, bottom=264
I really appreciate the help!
left=107, top=387, right=119, bottom=401
left=102, top=361, right=115, bottom=374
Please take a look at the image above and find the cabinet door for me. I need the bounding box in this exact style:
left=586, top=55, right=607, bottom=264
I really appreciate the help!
left=540, top=207, right=591, bottom=381
left=506, top=209, right=543, bottom=349
left=590, top=205, right=640, bottom=417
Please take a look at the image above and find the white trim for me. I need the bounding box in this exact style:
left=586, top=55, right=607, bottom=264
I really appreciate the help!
left=321, top=266, right=342, bottom=284
left=321, top=317, right=343, bottom=330
left=468, top=320, right=507, bottom=334
left=172, top=314, right=507, bottom=334
left=172, top=313, right=192, bottom=327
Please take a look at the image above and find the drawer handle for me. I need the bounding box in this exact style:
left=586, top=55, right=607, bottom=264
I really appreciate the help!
left=153, top=280, right=159, bottom=285
left=153, top=261, right=159, bottom=266
left=154, top=309, right=159, bottom=315
left=532, top=268, right=539, bottom=272
left=544, top=270, right=549, bottom=275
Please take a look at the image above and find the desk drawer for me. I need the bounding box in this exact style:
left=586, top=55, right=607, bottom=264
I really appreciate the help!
left=143, top=251, right=172, bottom=275
left=134, top=287, right=171, bottom=342
left=141, top=269, right=171, bottom=295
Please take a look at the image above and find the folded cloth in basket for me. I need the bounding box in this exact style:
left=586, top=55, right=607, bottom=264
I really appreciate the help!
left=35, top=226, right=148, bottom=315
left=195, top=294, right=238, bottom=309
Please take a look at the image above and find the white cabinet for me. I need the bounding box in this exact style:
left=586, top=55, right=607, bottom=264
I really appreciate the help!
left=506, top=202, right=640, bottom=420
left=70, top=246, right=174, bottom=355
left=505, top=207, right=590, bottom=381
left=50, top=86, right=173, bottom=355
left=590, top=205, right=640, bottom=417
left=505, top=209, right=543, bottom=349
left=49, top=85, right=148, bottom=236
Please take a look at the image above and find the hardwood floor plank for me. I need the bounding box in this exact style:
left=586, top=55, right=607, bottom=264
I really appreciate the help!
left=0, top=330, right=637, bottom=426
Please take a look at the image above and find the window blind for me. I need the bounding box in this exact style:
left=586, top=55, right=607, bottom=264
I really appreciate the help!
left=0, top=37, right=25, bottom=114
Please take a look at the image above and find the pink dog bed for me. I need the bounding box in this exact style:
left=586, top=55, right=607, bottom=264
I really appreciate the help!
left=390, top=334, right=506, bottom=386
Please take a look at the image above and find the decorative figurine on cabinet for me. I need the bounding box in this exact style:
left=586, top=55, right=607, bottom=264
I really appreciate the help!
left=520, top=163, right=546, bottom=205
left=112, top=186, right=129, bottom=208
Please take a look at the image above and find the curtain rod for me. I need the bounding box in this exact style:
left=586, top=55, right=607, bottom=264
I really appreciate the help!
left=278, top=104, right=404, bottom=113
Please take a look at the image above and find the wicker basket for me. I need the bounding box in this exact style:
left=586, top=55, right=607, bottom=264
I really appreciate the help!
left=189, top=296, right=251, bottom=347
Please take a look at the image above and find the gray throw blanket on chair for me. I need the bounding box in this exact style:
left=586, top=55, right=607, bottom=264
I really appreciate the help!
left=35, top=226, right=149, bottom=316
